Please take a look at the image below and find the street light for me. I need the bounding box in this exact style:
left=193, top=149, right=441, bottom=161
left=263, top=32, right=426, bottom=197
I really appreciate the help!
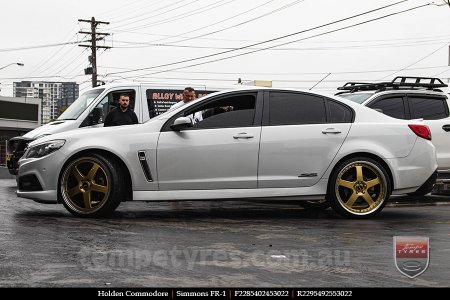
left=0, top=62, right=24, bottom=71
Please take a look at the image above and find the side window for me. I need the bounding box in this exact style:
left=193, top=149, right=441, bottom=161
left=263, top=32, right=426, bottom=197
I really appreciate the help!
left=81, top=89, right=136, bottom=127
left=408, top=96, right=448, bottom=120
left=368, top=97, right=406, bottom=119
left=105, top=89, right=136, bottom=117
left=269, top=92, right=326, bottom=125
left=187, top=94, right=257, bottom=129
left=326, top=99, right=353, bottom=123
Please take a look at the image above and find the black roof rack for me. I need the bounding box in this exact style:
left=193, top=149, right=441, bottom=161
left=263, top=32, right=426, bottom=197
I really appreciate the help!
left=336, top=76, right=448, bottom=93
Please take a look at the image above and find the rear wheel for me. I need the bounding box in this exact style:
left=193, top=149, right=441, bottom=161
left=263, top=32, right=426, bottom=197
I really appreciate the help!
left=328, top=157, right=391, bottom=219
left=60, top=154, right=125, bottom=217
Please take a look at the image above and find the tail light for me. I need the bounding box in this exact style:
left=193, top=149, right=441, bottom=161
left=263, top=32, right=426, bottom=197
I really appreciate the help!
left=408, top=124, right=431, bottom=140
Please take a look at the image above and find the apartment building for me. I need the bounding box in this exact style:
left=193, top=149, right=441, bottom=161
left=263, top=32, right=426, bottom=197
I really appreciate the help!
left=13, top=81, right=79, bottom=124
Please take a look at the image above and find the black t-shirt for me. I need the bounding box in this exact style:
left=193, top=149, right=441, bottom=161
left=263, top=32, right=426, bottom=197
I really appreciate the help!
left=104, top=107, right=139, bottom=127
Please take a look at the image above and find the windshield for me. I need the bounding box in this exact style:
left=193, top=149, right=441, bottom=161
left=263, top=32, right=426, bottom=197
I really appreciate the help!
left=57, top=88, right=105, bottom=120
left=338, top=93, right=373, bottom=104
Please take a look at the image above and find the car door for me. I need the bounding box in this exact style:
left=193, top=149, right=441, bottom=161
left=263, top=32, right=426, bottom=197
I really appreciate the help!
left=157, top=91, right=263, bottom=190
left=406, top=94, right=450, bottom=170
left=258, top=91, right=353, bottom=188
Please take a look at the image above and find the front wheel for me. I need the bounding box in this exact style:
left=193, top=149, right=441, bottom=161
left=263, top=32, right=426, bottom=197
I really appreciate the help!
left=59, top=154, right=125, bottom=217
left=328, top=157, right=391, bottom=219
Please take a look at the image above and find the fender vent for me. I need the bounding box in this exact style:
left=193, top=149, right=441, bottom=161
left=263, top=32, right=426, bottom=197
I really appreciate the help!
left=138, top=151, right=153, bottom=182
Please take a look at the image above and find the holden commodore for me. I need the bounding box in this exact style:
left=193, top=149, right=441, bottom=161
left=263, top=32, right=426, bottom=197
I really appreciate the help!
left=16, top=88, right=437, bottom=218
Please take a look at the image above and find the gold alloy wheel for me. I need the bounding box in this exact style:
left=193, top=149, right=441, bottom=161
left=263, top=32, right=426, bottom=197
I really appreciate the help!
left=335, top=161, right=386, bottom=215
left=61, top=158, right=110, bottom=213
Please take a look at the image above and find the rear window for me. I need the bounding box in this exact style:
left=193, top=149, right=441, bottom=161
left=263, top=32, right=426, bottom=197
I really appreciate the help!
left=408, top=96, right=448, bottom=120
left=269, top=92, right=326, bottom=125
left=369, top=96, right=406, bottom=119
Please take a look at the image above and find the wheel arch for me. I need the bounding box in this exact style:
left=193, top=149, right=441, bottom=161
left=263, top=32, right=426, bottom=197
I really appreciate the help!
left=327, top=152, right=394, bottom=193
left=57, top=149, right=133, bottom=203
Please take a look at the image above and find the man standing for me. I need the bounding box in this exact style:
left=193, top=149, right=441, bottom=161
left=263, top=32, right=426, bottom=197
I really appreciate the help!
left=104, top=93, right=139, bottom=127
left=169, top=87, right=203, bottom=124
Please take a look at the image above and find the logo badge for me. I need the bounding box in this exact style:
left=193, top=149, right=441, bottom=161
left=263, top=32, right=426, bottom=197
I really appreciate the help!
left=394, top=236, right=429, bottom=278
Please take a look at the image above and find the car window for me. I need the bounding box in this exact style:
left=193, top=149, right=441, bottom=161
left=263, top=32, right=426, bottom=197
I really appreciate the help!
left=339, top=93, right=373, bottom=104
left=80, top=89, right=137, bottom=127
left=327, top=99, right=353, bottom=123
left=408, top=96, right=448, bottom=120
left=368, top=96, right=406, bottom=119
left=269, top=92, right=326, bottom=125
left=188, top=93, right=257, bottom=129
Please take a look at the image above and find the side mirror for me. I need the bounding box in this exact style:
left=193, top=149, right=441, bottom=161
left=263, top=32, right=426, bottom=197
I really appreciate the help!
left=80, top=107, right=103, bottom=127
left=91, top=107, right=102, bottom=124
left=170, top=117, right=193, bottom=131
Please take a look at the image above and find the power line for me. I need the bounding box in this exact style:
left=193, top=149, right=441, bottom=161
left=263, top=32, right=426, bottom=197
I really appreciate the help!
left=112, top=37, right=448, bottom=50
left=0, top=41, right=82, bottom=53
left=160, top=0, right=306, bottom=46
left=109, top=0, right=202, bottom=29
left=97, top=0, right=150, bottom=19
left=378, top=43, right=449, bottom=80
left=117, top=0, right=236, bottom=31
left=122, top=2, right=437, bottom=80
left=105, top=0, right=412, bottom=77
left=146, top=0, right=276, bottom=44
left=98, top=64, right=449, bottom=75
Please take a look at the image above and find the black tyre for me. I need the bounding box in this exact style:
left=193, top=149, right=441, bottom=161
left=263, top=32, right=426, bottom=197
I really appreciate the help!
left=59, top=153, right=125, bottom=217
left=328, top=157, right=391, bottom=219
left=299, top=199, right=330, bottom=211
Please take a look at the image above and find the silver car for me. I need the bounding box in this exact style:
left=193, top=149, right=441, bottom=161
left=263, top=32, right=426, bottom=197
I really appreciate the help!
left=17, top=88, right=437, bottom=218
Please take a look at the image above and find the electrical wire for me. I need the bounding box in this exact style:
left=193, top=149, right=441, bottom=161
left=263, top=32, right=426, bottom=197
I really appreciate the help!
left=378, top=43, right=449, bottom=80
left=125, top=2, right=438, bottom=79
left=105, top=0, right=414, bottom=77
left=146, top=0, right=276, bottom=44
left=0, top=41, right=82, bottom=53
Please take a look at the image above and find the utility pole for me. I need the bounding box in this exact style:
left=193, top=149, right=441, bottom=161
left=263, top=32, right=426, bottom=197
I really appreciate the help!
left=78, top=17, right=110, bottom=87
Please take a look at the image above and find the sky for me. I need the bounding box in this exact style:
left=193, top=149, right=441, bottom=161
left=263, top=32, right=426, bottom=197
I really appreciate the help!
left=0, top=0, right=449, bottom=97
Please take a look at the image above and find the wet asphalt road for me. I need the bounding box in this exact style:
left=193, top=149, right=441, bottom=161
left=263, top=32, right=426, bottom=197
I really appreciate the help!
left=0, top=179, right=449, bottom=287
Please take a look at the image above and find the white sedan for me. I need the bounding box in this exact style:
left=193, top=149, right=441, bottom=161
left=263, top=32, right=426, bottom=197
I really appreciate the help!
left=17, top=88, right=437, bottom=218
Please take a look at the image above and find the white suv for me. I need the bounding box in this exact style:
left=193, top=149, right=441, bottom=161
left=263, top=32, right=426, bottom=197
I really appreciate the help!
left=337, top=76, right=448, bottom=195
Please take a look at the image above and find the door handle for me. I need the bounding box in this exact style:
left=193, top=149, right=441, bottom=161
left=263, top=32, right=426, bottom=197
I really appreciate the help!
left=233, top=132, right=254, bottom=139
left=442, top=125, right=450, bottom=132
left=322, top=128, right=342, bottom=134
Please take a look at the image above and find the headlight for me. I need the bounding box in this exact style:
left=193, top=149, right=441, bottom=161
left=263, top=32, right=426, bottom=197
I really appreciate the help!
left=24, top=140, right=65, bottom=159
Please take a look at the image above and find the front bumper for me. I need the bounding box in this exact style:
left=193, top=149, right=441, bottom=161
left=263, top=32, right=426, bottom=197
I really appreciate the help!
left=16, top=150, right=67, bottom=203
